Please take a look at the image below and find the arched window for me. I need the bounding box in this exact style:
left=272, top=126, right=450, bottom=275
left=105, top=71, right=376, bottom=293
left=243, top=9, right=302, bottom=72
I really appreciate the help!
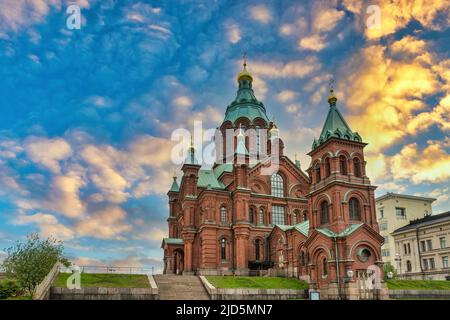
left=259, top=208, right=264, bottom=225
left=315, top=163, right=321, bottom=182
left=406, top=260, right=412, bottom=272
left=271, top=173, right=284, bottom=197
left=302, top=211, right=308, bottom=222
left=220, top=206, right=227, bottom=224
left=255, top=239, right=260, bottom=261
left=353, top=158, right=361, bottom=177
left=323, top=258, right=328, bottom=276
left=249, top=207, right=254, bottom=224
left=300, top=252, right=306, bottom=266
left=220, top=238, right=227, bottom=260
left=339, top=155, right=347, bottom=175
left=293, top=210, right=298, bottom=225
left=349, top=197, right=361, bottom=220
left=321, top=201, right=329, bottom=224
left=403, top=244, right=408, bottom=255
left=325, top=158, right=331, bottom=177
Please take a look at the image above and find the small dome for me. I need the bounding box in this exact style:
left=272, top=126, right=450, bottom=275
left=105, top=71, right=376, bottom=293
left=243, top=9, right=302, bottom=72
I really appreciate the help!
left=237, top=70, right=253, bottom=82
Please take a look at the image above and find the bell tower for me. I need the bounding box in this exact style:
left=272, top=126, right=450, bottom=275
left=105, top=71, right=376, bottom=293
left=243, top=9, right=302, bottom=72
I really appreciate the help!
left=307, top=80, right=378, bottom=234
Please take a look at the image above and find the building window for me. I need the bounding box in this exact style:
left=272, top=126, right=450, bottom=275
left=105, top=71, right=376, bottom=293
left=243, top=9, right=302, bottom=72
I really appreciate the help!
left=220, top=238, right=227, bottom=260
left=382, top=249, right=390, bottom=257
left=293, top=210, right=298, bottom=225
left=272, top=206, right=285, bottom=225
left=249, top=208, right=254, bottom=224
left=320, top=201, right=329, bottom=224
left=420, top=241, right=426, bottom=252
left=396, top=207, right=406, bottom=219
left=315, top=163, right=321, bottom=182
left=349, top=197, right=361, bottom=220
left=430, top=258, right=435, bottom=270
left=322, top=258, right=328, bottom=277
left=379, top=222, right=388, bottom=231
left=426, top=239, right=433, bottom=251
left=220, top=206, right=227, bottom=224
left=440, top=237, right=447, bottom=249
left=384, top=236, right=389, bottom=244
left=406, top=260, right=412, bottom=272
left=443, top=256, right=449, bottom=269
left=353, top=158, right=361, bottom=177
left=300, top=251, right=306, bottom=266
left=339, top=155, right=347, bottom=175
left=379, top=208, right=384, bottom=219
left=302, top=211, right=308, bottom=222
left=255, top=239, right=260, bottom=261
left=422, top=259, right=428, bottom=270
left=271, top=173, right=284, bottom=197
left=403, top=243, right=407, bottom=255
left=407, top=243, right=411, bottom=254
left=325, top=158, right=331, bottom=177
left=259, top=208, right=264, bottom=225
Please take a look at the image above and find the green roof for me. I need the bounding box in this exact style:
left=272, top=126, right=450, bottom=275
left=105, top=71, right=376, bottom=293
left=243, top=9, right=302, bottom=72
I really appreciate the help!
left=214, top=163, right=233, bottom=178
left=223, top=72, right=269, bottom=125
left=274, top=220, right=309, bottom=236
left=169, top=178, right=179, bottom=192
left=162, top=238, right=184, bottom=245
left=197, top=169, right=226, bottom=189
left=317, top=223, right=363, bottom=238
left=312, top=99, right=362, bottom=149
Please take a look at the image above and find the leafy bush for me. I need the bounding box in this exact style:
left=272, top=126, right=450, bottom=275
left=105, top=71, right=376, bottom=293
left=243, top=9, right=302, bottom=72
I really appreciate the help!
left=0, top=278, right=21, bottom=299
left=1, top=233, right=70, bottom=295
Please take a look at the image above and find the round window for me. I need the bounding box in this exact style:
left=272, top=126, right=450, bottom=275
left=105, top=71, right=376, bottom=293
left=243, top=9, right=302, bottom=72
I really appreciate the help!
left=357, top=248, right=371, bottom=262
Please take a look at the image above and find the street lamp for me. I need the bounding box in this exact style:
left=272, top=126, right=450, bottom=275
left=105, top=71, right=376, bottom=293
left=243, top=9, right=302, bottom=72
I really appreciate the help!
left=395, top=253, right=402, bottom=275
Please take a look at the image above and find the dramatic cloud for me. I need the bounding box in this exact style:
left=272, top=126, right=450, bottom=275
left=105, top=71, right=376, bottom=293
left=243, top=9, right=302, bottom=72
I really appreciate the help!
left=14, top=212, right=74, bottom=240
left=25, top=137, right=72, bottom=173
left=299, top=34, right=327, bottom=51
left=249, top=5, right=272, bottom=24
left=251, top=57, right=321, bottom=79
left=76, top=206, right=132, bottom=240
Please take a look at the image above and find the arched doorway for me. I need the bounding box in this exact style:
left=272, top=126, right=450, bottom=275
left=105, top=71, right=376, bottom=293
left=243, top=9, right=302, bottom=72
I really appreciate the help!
left=173, top=249, right=184, bottom=274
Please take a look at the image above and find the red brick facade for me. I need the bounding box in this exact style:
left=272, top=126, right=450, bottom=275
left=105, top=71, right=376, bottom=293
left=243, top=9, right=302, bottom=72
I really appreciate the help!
left=161, top=69, right=384, bottom=294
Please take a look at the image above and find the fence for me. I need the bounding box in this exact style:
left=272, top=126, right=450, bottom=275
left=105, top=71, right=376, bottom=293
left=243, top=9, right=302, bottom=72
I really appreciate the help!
left=60, top=265, right=155, bottom=275
left=33, top=262, right=61, bottom=300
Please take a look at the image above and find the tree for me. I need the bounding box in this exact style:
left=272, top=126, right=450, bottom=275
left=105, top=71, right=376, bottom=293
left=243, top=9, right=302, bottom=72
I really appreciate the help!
left=1, top=233, right=70, bottom=295
left=383, top=262, right=397, bottom=281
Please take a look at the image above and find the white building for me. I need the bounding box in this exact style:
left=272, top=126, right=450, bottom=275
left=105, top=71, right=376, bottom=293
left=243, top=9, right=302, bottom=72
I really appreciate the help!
left=392, top=211, right=450, bottom=280
left=375, top=193, right=436, bottom=267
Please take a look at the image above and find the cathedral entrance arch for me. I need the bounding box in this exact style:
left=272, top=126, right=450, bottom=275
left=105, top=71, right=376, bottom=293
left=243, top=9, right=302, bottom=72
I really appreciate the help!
left=173, top=249, right=184, bottom=274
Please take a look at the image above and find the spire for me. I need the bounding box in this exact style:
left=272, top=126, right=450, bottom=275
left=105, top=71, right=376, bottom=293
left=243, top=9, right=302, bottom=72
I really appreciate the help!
left=185, top=136, right=198, bottom=164
left=295, top=153, right=301, bottom=169
left=270, top=117, right=279, bottom=139
left=328, top=77, right=337, bottom=106
left=169, top=171, right=179, bottom=192
left=312, top=81, right=362, bottom=150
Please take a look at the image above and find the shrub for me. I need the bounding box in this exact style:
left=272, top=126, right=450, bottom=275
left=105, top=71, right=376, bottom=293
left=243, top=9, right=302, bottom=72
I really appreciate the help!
left=0, top=278, right=21, bottom=299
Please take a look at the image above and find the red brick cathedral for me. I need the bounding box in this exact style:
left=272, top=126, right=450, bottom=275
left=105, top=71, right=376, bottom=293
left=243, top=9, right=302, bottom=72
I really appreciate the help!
left=162, top=63, right=385, bottom=296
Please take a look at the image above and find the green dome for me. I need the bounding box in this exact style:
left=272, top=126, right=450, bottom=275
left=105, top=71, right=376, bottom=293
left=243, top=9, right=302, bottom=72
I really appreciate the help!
left=223, top=69, right=269, bottom=126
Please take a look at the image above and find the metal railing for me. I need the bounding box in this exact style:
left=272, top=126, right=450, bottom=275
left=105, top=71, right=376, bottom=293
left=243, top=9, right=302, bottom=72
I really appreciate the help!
left=60, top=265, right=154, bottom=275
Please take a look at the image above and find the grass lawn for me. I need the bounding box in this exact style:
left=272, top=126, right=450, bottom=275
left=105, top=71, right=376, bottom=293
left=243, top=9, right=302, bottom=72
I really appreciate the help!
left=53, top=273, right=150, bottom=288
left=386, top=279, right=450, bottom=290
left=206, top=276, right=309, bottom=290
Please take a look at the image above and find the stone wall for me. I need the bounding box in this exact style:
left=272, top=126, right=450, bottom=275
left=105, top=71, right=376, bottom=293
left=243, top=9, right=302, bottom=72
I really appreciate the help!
left=389, top=289, right=450, bottom=300
left=50, top=275, right=159, bottom=300
left=50, top=287, right=158, bottom=300
left=200, top=276, right=307, bottom=300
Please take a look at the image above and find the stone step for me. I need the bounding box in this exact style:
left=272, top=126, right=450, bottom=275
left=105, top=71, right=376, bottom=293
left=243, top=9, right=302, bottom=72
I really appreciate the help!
left=154, top=275, right=210, bottom=300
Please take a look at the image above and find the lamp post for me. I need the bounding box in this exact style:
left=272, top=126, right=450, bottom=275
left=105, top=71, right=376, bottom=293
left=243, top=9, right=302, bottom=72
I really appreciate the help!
left=395, top=253, right=402, bottom=275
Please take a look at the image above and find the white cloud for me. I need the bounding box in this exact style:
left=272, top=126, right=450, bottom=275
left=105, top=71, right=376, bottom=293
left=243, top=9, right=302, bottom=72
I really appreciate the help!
left=25, top=137, right=72, bottom=173
left=249, top=5, right=272, bottom=24
left=14, top=212, right=74, bottom=240
left=226, top=23, right=241, bottom=44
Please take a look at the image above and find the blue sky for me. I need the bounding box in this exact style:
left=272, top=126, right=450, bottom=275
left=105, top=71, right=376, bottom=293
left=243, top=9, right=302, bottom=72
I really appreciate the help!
left=0, top=0, right=449, bottom=272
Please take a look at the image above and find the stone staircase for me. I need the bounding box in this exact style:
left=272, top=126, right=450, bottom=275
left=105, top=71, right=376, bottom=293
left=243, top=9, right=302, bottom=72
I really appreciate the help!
left=153, top=275, right=210, bottom=300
